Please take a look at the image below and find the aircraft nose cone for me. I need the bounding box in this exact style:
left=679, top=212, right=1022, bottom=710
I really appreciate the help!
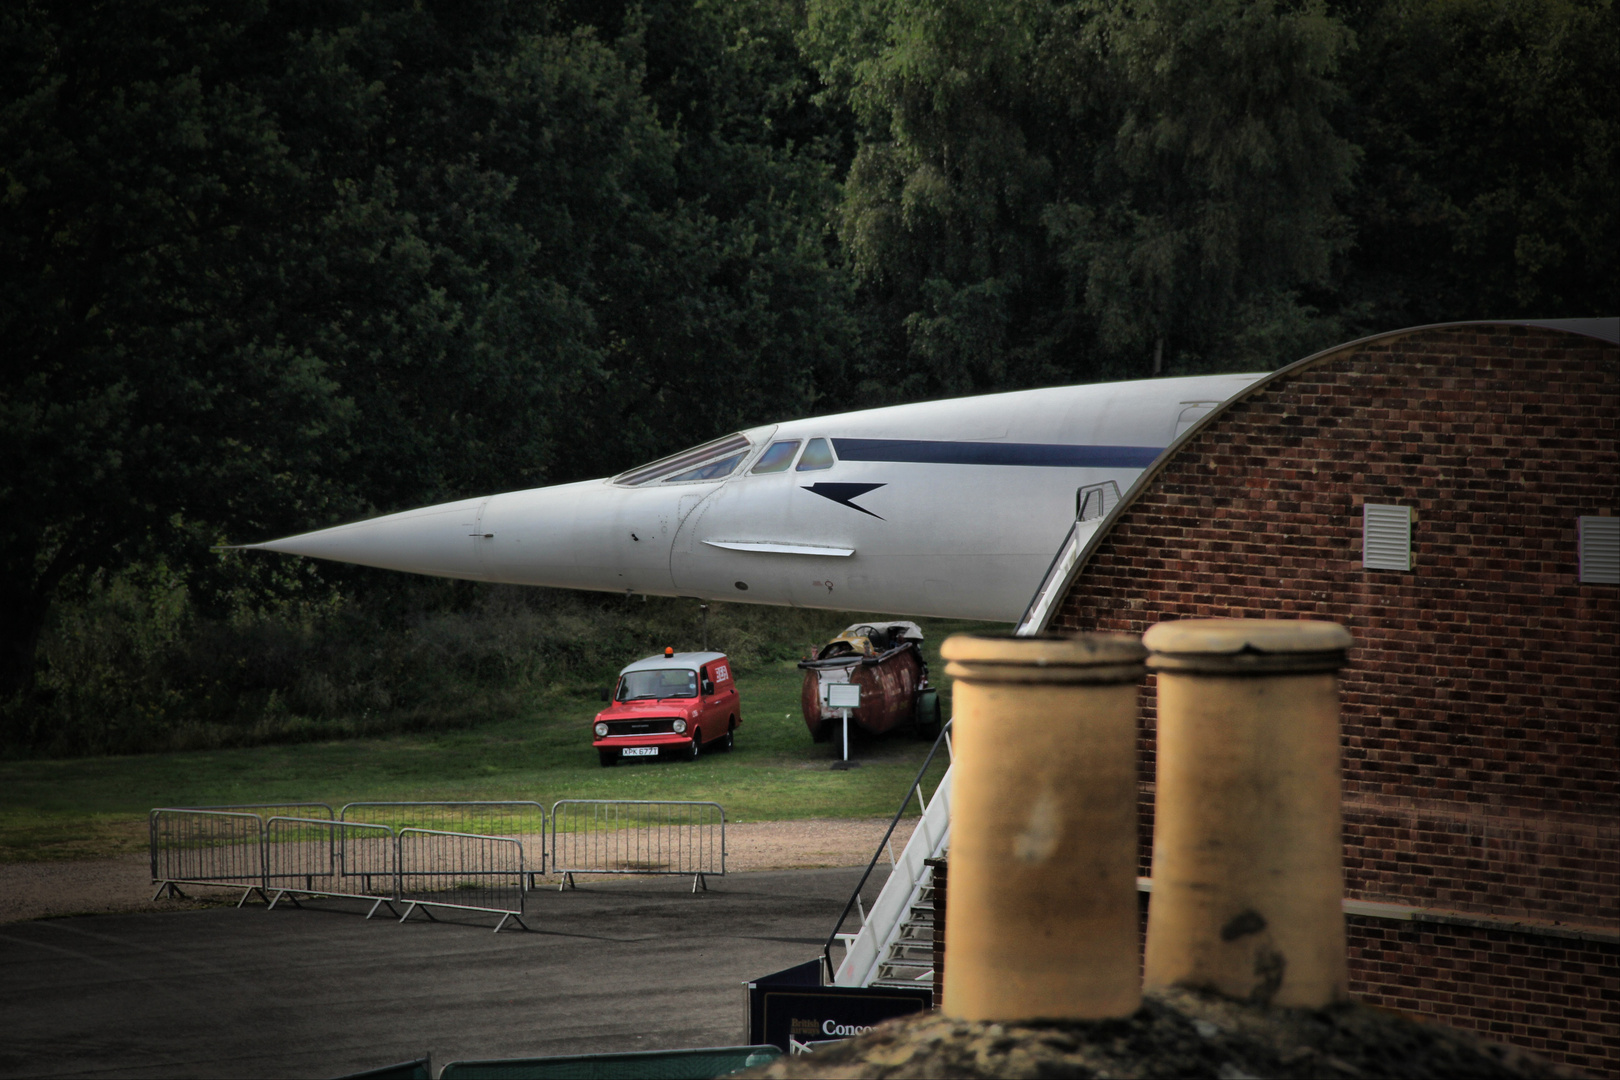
left=243, top=496, right=491, bottom=579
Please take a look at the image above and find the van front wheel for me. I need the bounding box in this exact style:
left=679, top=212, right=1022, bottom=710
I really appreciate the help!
left=688, top=732, right=702, bottom=761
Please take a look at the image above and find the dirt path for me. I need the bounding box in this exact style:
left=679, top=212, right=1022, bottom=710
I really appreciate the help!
left=0, top=816, right=918, bottom=924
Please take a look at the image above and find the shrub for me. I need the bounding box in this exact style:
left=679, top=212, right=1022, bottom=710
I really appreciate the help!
left=3, top=568, right=867, bottom=757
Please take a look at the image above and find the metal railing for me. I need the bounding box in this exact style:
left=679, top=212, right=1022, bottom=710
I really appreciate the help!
left=149, top=809, right=269, bottom=904
left=339, top=801, right=547, bottom=884
left=262, top=817, right=399, bottom=917
left=149, top=797, right=725, bottom=929
left=550, top=800, right=725, bottom=892
left=397, top=828, right=529, bottom=933
left=180, top=802, right=335, bottom=820
left=823, top=719, right=953, bottom=982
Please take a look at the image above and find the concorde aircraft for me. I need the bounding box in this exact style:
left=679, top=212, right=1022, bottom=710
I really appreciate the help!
left=242, top=373, right=1264, bottom=622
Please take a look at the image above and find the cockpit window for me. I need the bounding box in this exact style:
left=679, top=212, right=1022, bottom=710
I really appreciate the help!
left=796, top=437, right=835, bottom=471
left=751, top=440, right=801, bottom=474
left=613, top=434, right=752, bottom=486
left=662, top=452, right=746, bottom=483
left=617, top=668, right=698, bottom=700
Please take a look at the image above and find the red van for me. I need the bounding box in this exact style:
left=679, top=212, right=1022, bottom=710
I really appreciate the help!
left=592, top=650, right=741, bottom=766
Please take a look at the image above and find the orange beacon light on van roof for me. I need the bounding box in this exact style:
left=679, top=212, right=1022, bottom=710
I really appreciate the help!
left=665, top=646, right=675, bottom=657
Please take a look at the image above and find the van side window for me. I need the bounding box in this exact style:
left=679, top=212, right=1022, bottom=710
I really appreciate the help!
left=796, top=438, right=835, bottom=471
left=751, top=440, right=801, bottom=474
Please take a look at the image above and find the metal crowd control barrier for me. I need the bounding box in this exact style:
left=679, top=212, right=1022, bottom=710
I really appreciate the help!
left=183, top=802, right=335, bottom=820
left=339, top=801, right=546, bottom=885
left=149, top=809, right=269, bottom=904
left=262, top=817, right=399, bottom=917
left=150, top=797, right=727, bottom=935
left=550, top=800, right=725, bottom=892
left=396, top=829, right=528, bottom=932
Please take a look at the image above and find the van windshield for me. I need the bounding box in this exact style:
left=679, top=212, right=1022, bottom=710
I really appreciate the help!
left=617, top=668, right=698, bottom=701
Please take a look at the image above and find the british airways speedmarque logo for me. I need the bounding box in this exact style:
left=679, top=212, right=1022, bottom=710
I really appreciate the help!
left=802, top=482, right=886, bottom=519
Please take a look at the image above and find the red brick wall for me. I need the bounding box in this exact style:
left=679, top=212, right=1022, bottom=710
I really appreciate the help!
left=1050, top=324, right=1619, bottom=1074
left=1346, top=918, right=1620, bottom=1069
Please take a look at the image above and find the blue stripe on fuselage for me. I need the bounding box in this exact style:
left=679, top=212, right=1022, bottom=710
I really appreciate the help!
left=831, top=439, right=1163, bottom=469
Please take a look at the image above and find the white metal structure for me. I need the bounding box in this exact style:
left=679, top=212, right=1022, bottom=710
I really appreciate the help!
left=241, top=373, right=1263, bottom=622
left=831, top=766, right=952, bottom=987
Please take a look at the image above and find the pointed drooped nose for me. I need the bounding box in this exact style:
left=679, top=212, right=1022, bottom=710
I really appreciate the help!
left=241, top=495, right=492, bottom=579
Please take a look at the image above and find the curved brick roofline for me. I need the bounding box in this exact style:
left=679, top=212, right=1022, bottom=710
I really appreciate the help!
left=1026, top=317, right=1619, bottom=633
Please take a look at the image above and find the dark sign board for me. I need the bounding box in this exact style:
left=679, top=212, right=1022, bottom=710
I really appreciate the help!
left=746, top=960, right=932, bottom=1053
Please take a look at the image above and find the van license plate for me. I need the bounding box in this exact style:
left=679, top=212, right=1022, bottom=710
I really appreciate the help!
left=622, top=747, right=658, bottom=757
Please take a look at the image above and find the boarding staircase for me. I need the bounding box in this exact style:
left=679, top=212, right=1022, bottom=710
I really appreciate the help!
left=825, top=726, right=953, bottom=989
left=868, top=864, right=941, bottom=988
left=834, top=487, right=1109, bottom=986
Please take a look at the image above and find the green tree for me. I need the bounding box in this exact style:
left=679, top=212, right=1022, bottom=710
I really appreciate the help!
left=549, top=0, right=856, bottom=469
left=1, top=0, right=860, bottom=718
left=1040, top=0, right=1356, bottom=374
left=804, top=0, right=1063, bottom=400
left=0, top=0, right=353, bottom=703
left=803, top=0, right=1357, bottom=400
left=1331, top=0, right=1617, bottom=328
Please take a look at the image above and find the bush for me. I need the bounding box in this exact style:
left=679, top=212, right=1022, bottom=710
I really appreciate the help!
left=2, top=568, right=863, bottom=757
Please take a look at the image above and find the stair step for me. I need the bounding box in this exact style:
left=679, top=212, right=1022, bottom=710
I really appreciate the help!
left=875, top=971, right=934, bottom=986
left=831, top=757, right=951, bottom=990
left=876, top=963, right=934, bottom=978
left=885, top=945, right=934, bottom=962
left=881, top=945, right=933, bottom=962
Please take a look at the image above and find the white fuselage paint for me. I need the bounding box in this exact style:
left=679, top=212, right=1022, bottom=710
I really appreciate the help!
left=247, top=373, right=1262, bottom=622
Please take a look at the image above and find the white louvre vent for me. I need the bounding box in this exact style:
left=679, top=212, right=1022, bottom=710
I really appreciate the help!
left=1363, top=504, right=1412, bottom=571
left=1579, top=516, right=1619, bottom=584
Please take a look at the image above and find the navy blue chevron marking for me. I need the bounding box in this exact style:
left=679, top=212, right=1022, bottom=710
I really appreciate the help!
left=832, top=439, right=1163, bottom=469
left=802, top=482, right=886, bottom=519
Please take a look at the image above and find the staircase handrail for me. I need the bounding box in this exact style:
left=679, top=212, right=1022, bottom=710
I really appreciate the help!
left=822, top=719, right=953, bottom=982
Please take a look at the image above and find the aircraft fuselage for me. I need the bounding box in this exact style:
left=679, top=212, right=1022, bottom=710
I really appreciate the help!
left=248, top=373, right=1262, bottom=621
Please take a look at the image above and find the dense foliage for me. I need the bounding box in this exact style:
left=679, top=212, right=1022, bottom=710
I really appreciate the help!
left=24, top=570, right=847, bottom=756
left=3, top=0, right=1614, bottom=752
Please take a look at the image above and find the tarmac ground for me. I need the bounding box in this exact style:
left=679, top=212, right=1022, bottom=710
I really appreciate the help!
left=0, top=865, right=886, bottom=1079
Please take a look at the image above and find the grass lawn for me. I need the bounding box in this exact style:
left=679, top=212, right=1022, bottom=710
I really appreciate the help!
left=0, top=616, right=1000, bottom=862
